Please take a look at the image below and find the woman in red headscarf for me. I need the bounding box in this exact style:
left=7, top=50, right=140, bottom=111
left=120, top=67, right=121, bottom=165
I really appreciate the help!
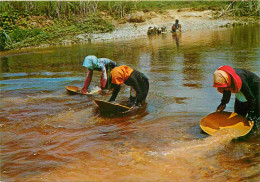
left=213, top=65, right=259, bottom=120
left=108, top=65, right=149, bottom=107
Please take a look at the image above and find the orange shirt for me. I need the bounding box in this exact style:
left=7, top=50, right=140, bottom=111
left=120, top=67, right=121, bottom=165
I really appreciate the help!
left=110, top=65, right=134, bottom=85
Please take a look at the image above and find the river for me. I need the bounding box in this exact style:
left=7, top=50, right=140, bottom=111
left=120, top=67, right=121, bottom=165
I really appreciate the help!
left=1, top=24, right=259, bottom=181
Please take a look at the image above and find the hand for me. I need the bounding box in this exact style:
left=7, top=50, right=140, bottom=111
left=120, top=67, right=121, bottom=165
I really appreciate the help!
left=126, top=102, right=134, bottom=108
left=81, top=88, right=88, bottom=94
left=130, top=105, right=135, bottom=110
left=108, top=99, right=116, bottom=103
left=216, top=104, right=226, bottom=112
left=247, top=109, right=257, bottom=121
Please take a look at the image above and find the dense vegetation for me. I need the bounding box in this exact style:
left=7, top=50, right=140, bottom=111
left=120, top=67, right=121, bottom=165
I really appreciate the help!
left=0, top=1, right=259, bottom=51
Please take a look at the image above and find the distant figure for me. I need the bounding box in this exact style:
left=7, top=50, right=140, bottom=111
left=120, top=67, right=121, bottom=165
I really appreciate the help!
left=213, top=65, right=259, bottom=122
left=147, top=26, right=159, bottom=35
left=161, top=26, right=167, bottom=33
left=172, top=19, right=181, bottom=32
left=109, top=65, right=149, bottom=107
left=81, top=55, right=116, bottom=94
left=147, top=26, right=166, bottom=35
left=172, top=30, right=181, bottom=49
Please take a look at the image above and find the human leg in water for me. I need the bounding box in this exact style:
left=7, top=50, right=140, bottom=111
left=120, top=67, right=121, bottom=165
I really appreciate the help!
left=127, top=87, right=136, bottom=107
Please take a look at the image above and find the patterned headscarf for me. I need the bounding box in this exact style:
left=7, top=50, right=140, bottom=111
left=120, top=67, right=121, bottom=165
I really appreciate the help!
left=213, top=70, right=231, bottom=88
left=83, top=55, right=101, bottom=70
left=213, top=65, right=242, bottom=93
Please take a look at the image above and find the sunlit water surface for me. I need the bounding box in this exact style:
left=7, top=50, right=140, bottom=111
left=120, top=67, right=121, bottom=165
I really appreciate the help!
left=1, top=24, right=260, bottom=181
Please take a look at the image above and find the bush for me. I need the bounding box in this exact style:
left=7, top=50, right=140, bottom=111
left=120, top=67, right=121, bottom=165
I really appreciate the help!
left=9, top=28, right=43, bottom=43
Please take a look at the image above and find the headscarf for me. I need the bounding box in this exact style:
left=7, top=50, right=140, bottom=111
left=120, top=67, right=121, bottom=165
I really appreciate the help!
left=83, top=55, right=101, bottom=70
left=213, top=70, right=231, bottom=88
left=213, top=65, right=242, bottom=93
left=110, top=65, right=134, bottom=85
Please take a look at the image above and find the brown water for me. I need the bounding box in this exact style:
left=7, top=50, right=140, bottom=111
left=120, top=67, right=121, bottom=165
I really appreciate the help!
left=1, top=24, right=260, bottom=181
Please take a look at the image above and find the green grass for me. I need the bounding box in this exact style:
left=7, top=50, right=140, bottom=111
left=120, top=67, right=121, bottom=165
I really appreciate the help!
left=0, top=13, right=114, bottom=50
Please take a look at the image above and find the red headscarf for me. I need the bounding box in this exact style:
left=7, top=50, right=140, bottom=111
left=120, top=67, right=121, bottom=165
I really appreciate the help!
left=213, top=65, right=242, bottom=93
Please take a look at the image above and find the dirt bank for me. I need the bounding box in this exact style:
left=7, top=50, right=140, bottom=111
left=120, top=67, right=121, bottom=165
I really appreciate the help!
left=73, top=9, right=255, bottom=44
left=2, top=8, right=258, bottom=52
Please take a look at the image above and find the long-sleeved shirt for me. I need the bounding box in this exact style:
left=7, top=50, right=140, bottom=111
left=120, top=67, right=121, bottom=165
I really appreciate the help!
left=109, top=69, right=149, bottom=106
left=83, top=56, right=116, bottom=89
left=220, top=68, right=260, bottom=112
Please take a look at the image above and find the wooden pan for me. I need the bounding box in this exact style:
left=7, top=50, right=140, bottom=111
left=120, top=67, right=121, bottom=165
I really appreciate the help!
left=94, top=99, right=131, bottom=113
left=65, top=86, right=99, bottom=95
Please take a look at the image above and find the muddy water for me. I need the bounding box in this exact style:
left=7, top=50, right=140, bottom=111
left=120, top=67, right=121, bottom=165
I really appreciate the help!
left=1, top=24, right=260, bottom=181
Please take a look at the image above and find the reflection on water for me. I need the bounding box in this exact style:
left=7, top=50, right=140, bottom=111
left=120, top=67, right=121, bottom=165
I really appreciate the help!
left=0, top=24, right=259, bottom=181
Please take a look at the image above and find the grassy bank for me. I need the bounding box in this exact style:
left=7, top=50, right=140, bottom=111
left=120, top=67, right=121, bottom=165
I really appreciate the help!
left=0, top=13, right=113, bottom=50
left=0, top=1, right=259, bottom=51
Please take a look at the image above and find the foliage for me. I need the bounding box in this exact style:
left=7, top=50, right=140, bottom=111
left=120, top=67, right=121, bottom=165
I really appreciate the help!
left=218, top=0, right=260, bottom=17
left=0, top=1, right=230, bottom=22
left=232, top=1, right=259, bottom=17
left=1, top=15, right=113, bottom=50
left=0, top=7, right=113, bottom=51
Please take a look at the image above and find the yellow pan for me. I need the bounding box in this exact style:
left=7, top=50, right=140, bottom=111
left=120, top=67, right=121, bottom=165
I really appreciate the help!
left=65, top=86, right=99, bottom=95
left=200, top=111, right=254, bottom=137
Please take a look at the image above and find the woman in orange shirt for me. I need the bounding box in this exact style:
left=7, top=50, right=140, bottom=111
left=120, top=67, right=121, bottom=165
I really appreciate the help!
left=109, top=65, right=149, bottom=107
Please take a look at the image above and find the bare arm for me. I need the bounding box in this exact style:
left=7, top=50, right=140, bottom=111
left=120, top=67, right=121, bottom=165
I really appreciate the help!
left=100, top=68, right=107, bottom=89
left=82, top=70, right=93, bottom=93
left=216, top=89, right=231, bottom=111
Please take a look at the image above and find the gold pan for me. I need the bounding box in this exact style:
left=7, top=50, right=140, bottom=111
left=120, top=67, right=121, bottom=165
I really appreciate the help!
left=200, top=111, right=254, bottom=137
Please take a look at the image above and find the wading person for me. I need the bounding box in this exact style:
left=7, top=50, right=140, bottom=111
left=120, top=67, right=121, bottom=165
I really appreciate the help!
left=213, top=65, right=260, bottom=122
left=172, top=19, right=181, bottom=32
left=108, top=65, right=149, bottom=107
left=81, top=55, right=116, bottom=94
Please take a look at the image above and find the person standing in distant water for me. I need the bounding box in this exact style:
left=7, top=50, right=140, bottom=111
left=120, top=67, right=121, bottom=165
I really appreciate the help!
left=81, top=55, right=116, bottom=94
left=108, top=65, right=149, bottom=107
left=213, top=65, right=259, bottom=122
left=172, top=19, right=181, bottom=32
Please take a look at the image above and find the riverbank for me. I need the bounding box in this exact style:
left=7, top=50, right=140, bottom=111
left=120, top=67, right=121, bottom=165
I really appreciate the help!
left=73, top=9, right=258, bottom=44
left=1, top=8, right=259, bottom=52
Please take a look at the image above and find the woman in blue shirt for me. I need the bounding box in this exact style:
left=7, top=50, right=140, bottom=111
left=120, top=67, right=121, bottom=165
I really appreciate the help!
left=81, top=55, right=116, bottom=94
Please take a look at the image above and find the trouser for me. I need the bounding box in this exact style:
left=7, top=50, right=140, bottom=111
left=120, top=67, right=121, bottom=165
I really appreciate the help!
left=105, top=75, right=111, bottom=89
left=128, top=72, right=149, bottom=106
left=235, top=97, right=260, bottom=125
left=105, top=67, right=111, bottom=89
left=234, top=99, right=249, bottom=117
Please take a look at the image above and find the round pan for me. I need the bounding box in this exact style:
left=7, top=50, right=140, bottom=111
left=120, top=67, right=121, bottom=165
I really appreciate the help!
left=200, top=111, right=254, bottom=137
left=65, top=86, right=98, bottom=95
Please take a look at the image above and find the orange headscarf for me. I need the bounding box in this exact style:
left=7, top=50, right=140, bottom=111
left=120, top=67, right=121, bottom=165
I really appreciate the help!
left=213, top=65, right=242, bottom=93
left=110, top=65, right=134, bottom=85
